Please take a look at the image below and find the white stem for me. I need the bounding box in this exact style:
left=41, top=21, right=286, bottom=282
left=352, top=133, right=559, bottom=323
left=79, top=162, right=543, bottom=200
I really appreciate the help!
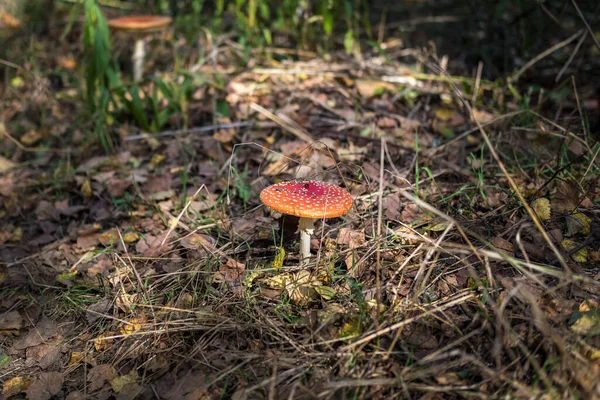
left=133, top=39, right=145, bottom=82
left=298, top=217, right=315, bottom=265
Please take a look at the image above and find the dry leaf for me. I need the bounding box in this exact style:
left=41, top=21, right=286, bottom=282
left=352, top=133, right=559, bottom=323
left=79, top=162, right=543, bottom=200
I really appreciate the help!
left=118, top=316, right=145, bottom=336
left=2, top=376, right=30, bottom=397
left=110, top=369, right=138, bottom=393
left=337, top=228, right=366, bottom=248
left=562, top=239, right=587, bottom=262
left=88, top=364, right=117, bottom=391
left=93, top=332, right=115, bottom=352
left=532, top=197, right=551, bottom=221
left=566, top=213, right=591, bottom=236
left=285, top=270, right=320, bottom=305
left=552, top=180, right=580, bottom=213
left=0, top=155, right=16, bottom=173
left=0, top=311, right=23, bottom=330
left=25, top=372, right=64, bottom=400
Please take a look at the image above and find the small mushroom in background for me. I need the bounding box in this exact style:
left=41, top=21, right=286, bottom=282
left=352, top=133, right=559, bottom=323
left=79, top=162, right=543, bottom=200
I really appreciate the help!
left=260, top=180, right=353, bottom=265
left=107, top=15, right=172, bottom=82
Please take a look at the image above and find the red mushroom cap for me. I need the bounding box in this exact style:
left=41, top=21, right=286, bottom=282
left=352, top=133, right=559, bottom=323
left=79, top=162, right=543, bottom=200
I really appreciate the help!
left=107, top=16, right=172, bottom=32
left=260, top=180, right=353, bottom=219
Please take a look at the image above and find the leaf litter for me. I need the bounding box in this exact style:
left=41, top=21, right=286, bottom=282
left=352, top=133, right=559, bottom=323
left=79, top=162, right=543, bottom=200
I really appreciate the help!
left=1, top=9, right=600, bottom=400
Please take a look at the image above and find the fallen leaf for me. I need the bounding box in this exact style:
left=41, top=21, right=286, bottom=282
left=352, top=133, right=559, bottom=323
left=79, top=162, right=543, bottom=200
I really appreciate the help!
left=79, top=179, right=94, bottom=199
left=25, top=371, right=64, bottom=400
left=355, top=79, right=394, bottom=98
left=272, top=246, right=285, bottom=270
left=337, top=228, right=366, bottom=248
left=0, top=11, right=21, bottom=29
left=562, top=239, right=587, bottom=262
left=76, top=233, right=100, bottom=249
left=285, top=270, right=320, bottom=305
left=122, top=231, right=139, bottom=243
left=552, top=180, right=580, bottom=213
left=0, top=155, right=16, bottom=173
left=12, top=318, right=57, bottom=350
left=26, top=343, right=62, bottom=369
left=20, top=130, right=43, bottom=145
left=99, top=228, right=119, bottom=246
left=0, top=311, right=23, bottom=330
left=532, top=198, right=551, bottom=221
left=566, top=212, right=591, bottom=236
left=93, top=332, right=115, bottom=352
left=88, top=364, right=117, bottom=391
left=401, top=203, right=423, bottom=224
left=110, top=369, right=138, bottom=393
left=2, top=376, right=30, bottom=397
left=118, top=316, right=145, bottom=336
left=149, top=154, right=166, bottom=169
left=87, top=256, right=114, bottom=277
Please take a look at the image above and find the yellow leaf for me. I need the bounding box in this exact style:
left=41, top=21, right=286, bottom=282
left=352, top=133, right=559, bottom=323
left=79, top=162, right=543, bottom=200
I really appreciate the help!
left=149, top=154, right=166, bottom=169
left=0, top=155, right=15, bottom=173
left=265, top=273, right=292, bottom=289
left=81, top=179, right=93, bottom=198
left=122, top=231, right=139, bottom=243
left=68, top=351, right=85, bottom=366
left=10, top=76, right=24, bottom=88
left=425, top=220, right=452, bottom=232
left=118, top=316, right=144, bottom=336
left=562, top=239, right=587, bottom=262
left=272, top=246, right=285, bottom=270
left=434, top=108, right=456, bottom=121
left=57, top=271, right=78, bottom=281
left=285, top=270, right=320, bottom=305
left=571, top=313, right=600, bottom=335
left=532, top=198, right=551, bottom=221
left=94, top=332, right=114, bottom=352
left=2, top=376, right=30, bottom=397
left=99, top=229, right=119, bottom=246
left=110, top=370, right=138, bottom=393
left=566, top=212, right=591, bottom=235
left=20, top=130, right=43, bottom=145
left=314, top=285, right=335, bottom=300
left=339, top=319, right=362, bottom=338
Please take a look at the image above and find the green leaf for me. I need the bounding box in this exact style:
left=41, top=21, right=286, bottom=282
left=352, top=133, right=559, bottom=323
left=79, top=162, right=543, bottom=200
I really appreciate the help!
left=344, top=30, right=354, bottom=54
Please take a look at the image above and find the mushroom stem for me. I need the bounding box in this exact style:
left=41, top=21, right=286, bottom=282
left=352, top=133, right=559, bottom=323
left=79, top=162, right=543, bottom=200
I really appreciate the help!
left=132, top=38, right=145, bottom=82
left=298, top=217, right=316, bottom=265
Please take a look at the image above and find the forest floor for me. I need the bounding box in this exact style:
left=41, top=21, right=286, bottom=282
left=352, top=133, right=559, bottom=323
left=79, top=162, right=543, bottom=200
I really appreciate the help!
left=1, top=4, right=600, bottom=400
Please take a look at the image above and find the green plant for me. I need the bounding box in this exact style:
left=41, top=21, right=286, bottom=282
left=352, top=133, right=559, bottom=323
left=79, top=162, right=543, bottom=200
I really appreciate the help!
left=116, top=75, right=192, bottom=133
left=80, top=0, right=121, bottom=152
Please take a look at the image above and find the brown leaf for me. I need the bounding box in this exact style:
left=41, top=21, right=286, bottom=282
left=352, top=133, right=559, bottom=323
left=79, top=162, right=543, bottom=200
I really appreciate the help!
left=25, top=371, right=64, bottom=400
left=88, top=364, right=117, bottom=391
left=384, top=192, right=401, bottom=221
left=12, top=318, right=57, bottom=350
left=2, top=376, right=30, bottom=397
left=355, top=79, right=394, bottom=98
left=76, top=233, right=100, bottom=249
left=87, top=256, right=114, bottom=277
left=377, top=116, right=398, bottom=128
left=551, top=180, right=580, bottom=213
left=145, top=173, right=172, bottom=193
left=337, top=228, right=366, bottom=248
left=135, top=232, right=171, bottom=257
left=106, top=177, right=132, bottom=198
left=26, top=343, right=63, bottom=369
left=401, top=203, right=423, bottom=224
left=0, top=311, right=23, bottom=330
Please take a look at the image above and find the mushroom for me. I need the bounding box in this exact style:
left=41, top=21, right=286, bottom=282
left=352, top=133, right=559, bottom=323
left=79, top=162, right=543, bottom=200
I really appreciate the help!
left=107, top=15, right=172, bottom=82
left=260, top=180, right=353, bottom=264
